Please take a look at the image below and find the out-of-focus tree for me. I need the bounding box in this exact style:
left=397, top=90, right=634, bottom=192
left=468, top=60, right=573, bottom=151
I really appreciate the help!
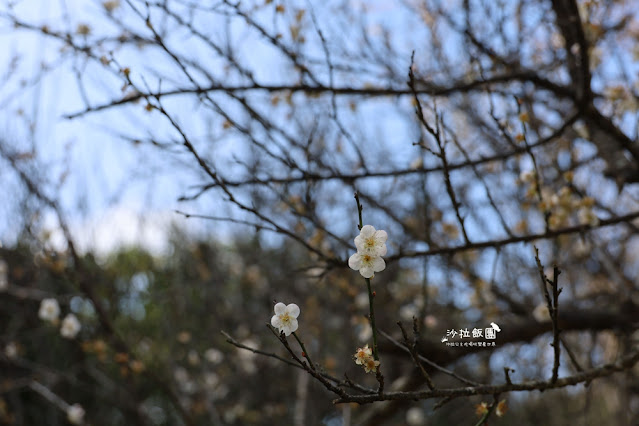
left=1, top=0, right=639, bottom=424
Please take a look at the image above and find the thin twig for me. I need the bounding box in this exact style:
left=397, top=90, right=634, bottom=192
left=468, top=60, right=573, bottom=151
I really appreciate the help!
left=534, top=247, right=562, bottom=384
left=378, top=329, right=481, bottom=387
left=397, top=321, right=435, bottom=389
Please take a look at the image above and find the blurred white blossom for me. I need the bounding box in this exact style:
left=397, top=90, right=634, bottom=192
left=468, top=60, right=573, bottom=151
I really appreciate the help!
left=67, top=404, right=85, bottom=425
left=204, top=348, right=224, bottom=364
left=424, top=315, right=438, bottom=329
left=174, top=367, right=189, bottom=384
left=238, top=338, right=259, bottom=374
left=400, top=304, right=419, bottom=321
left=578, top=208, right=599, bottom=227
left=60, top=314, right=81, bottom=339
left=38, top=298, right=60, bottom=322
left=354, top=292, right=369, bottom=309
left=357, top=323, right=372, bottom=342
left=533, top=303, right=550, bottom=322
left=5, top=342, right=18, bottom=359
left=406, top=407, right=425, bottom=425
left=203, top=372, right=219, bottom=389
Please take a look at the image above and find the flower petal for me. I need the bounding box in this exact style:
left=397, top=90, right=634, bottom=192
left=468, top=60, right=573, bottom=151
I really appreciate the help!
left=372, top=256, right=386, bottom=273
left=288, top=318, right=298, bottom=334
left=286, top=303, right=300, bottom=318
left=360, top=225, right=375, bottom=238
left=359, top=265, right=374, bottom=278
left=374, top=230, right=387, bottom=244
left=271, top=314, right=281, bottom=329
left=274, top=302, right=287, bottom=315
left=348, top=253, right=362, bottom=270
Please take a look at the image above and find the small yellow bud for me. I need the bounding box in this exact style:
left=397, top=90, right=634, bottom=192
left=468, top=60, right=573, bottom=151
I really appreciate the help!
left=130, top=360, right=145, bottom=374
left=103, top=1, right=120, bottom=12
left=538, top=199, right=550, bottom=212
left=548, top=214, right=562, bottom=229
left=515, top=220, right=528, bottom=233
left=114, top=352, right=129, bottom=364
left=442, top=222, right=459, bottom=239
left=177, top=331, right=191, bottom=343
left=76, top=24, right=91, bottom=35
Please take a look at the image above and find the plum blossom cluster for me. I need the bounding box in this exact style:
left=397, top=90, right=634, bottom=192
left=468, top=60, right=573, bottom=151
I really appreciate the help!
left=519, top=171, right=599, bottom=230
left=266, top=221, right=387, bottom=379
left=353, top=344, right=379, bottom=373
left=38, top=298, right=82, bottom=339
left=271, top=302, right=300, bottom=336
left=348, top=225, right=387, bottom=278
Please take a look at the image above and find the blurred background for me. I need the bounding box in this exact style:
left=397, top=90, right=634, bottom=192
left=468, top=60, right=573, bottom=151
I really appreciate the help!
left=1, top=0, right=638, bottom=424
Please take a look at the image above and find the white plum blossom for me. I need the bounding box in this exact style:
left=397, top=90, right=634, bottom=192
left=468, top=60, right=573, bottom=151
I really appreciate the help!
left=67, top=404, right=85, bottom=425
left=353, top=344, right=373, bottom=365
left=363, top=357, right=380, bottom=373
left=349, top=225, right=387, bottom=278
left=38, top=298, right=60, bottom=322
left=270, top=302, right=300, bottom=336
left=60, top=314, right=81, bottom=339
left=354, top=344, right=380, bottom=373
left=354, top=225, right=387, bottom=256
left=348, top=252, right=385, bottom=278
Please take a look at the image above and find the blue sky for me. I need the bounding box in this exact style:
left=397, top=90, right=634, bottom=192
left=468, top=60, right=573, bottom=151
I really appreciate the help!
left=0, top=0, right=428, bottom=254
